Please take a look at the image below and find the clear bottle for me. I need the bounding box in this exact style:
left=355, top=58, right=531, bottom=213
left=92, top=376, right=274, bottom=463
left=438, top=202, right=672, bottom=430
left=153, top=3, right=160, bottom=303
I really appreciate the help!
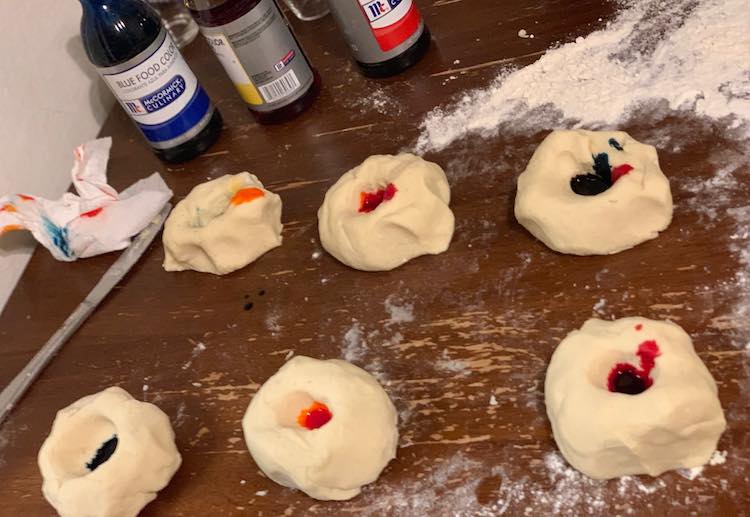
left=327, top=0, right=431, bottom=77
left=186, top=0, right=321, bottom=124
left=78, top=0, right=223, bottom=163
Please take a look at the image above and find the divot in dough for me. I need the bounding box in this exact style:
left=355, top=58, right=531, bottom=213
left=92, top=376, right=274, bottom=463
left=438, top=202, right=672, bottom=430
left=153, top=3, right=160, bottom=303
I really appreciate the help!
left=545, top=317, right=726, bottom=479
left=163, top=172, right=282, bottom=274
left=514, top=130, right=672, bottom=255
left=38, top=387, right=181, bottom=517
left=242, top=356, right=398, bottom=500
left=318, top=154, right=455, bottom=271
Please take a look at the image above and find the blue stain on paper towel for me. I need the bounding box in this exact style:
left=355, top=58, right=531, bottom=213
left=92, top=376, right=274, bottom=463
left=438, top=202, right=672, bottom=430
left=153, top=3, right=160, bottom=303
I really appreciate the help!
left=42, top=217, right=73, bottom=259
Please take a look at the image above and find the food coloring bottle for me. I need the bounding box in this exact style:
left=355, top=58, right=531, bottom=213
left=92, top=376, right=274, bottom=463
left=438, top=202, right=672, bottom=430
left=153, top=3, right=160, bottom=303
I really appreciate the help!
left=78, top=0, right=223, bottom=163
left=186, top=0, right=321, bottom=124
left=326, top=0, right=431, bottom=77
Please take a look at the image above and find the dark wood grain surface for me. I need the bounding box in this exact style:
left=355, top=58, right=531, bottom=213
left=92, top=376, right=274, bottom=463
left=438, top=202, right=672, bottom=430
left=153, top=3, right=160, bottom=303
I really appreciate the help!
left=2, top=1, right=749, bottom=515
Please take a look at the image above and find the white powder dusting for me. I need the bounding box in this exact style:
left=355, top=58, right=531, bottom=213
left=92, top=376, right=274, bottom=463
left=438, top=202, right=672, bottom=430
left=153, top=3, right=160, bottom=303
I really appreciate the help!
left=416, top=0, right=750, bottom=153
left=358, top=451, right=673, bottom=516
left=384, top=295, right=415, bottom=325
left=592, top=298, right=607, bottom=315
left=678, top=465, right=704, bottom=480
left=489, top=394, right=498, bottom=406
left=172, top=401, right=188, bottom=428
left=709, top=450, right=727, bottom=466
left=265, top=312, right=282, bottom=335
left=435, top=349, right=469, bottom=375
left=350, top=87, right=403, bottom=116
left=342, top=320, right=368, bottom=362
left=517, top=29, right=534, bottom=39
left=182, top=340, right=207, bottom=370
left=255, top=490, right=268, bottom=496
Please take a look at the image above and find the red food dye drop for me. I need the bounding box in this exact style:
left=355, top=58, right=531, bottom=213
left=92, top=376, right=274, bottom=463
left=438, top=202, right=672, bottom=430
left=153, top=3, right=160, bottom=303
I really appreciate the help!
left=359, top=183, right=397, bottom=213
left=297, top=401, right=332, bottom=430
left=607, top=340, right=660, bottom=395
left=635, top=324, right=643, bottom=331
left=81, top=207, right=103, bottom=218
left=611, top=164, right=634, bottom=183
left=18, top=194, right=35, bottom=201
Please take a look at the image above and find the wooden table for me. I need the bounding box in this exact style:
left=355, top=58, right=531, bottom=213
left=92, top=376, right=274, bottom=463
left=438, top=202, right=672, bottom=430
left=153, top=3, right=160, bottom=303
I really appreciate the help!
left=1, top=1, right=748, bottom=515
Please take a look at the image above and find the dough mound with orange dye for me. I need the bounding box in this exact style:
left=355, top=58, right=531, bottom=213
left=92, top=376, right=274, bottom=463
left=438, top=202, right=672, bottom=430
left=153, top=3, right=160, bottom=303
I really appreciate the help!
left=163, top=173, right=282, bottom=275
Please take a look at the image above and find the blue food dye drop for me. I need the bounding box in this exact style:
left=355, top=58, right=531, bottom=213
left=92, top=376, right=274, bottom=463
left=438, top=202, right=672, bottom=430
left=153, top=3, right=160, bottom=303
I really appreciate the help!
left=608, top=138, right=624, bottom=151
left=570, top=152, right=614, bottom=196
left=42, top=217, right=73, bottom=259
left=86, top=435, right=118, bottom=471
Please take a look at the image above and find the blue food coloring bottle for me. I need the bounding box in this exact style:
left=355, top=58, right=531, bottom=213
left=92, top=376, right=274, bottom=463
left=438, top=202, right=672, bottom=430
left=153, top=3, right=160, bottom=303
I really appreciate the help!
left=78, top=0, right=223, bottom=163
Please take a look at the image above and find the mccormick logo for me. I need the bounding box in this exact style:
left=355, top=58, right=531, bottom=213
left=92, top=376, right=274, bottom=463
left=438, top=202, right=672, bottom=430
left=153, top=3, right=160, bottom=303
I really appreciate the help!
left=362, top=0, right=403, bottom=22
left=359, top=0, right=421, bottom=52
left=274, top=50, right=296, bottom=72
left=137, top=75, right=187, bottom=114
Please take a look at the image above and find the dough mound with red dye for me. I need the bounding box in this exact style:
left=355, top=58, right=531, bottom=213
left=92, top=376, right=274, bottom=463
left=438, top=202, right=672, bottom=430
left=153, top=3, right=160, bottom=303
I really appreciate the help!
left=545, top=317, right=726, bottom=479
left=162, top=172, right=282, bottom=275
left=318, top=154, right=454, bottom=271
left=243, top=356, right=398, bottom=500
left=515, top=130, right=673, bottom=255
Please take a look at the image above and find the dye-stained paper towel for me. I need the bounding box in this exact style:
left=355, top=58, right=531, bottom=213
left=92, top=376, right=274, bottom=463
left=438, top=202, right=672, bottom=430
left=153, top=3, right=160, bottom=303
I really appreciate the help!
left=0, top=137, right=172, bottom=261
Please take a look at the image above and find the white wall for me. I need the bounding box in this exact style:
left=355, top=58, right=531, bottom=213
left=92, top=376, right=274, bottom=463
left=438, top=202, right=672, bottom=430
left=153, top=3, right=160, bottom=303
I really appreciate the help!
left=0, top=1, right=113, bottom=312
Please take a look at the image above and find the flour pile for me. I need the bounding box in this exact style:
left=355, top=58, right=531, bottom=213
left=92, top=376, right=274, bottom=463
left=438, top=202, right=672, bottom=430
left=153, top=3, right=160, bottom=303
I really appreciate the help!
left=416, top=0, right=750, bottom=152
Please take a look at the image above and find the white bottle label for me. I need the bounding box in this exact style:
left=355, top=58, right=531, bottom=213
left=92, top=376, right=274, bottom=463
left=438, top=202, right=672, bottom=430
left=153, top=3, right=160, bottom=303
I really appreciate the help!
left=98, top=30, right=213, bottom=149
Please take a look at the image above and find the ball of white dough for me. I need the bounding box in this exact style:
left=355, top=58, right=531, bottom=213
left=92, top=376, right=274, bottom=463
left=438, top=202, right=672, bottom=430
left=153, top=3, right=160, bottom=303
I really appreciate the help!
left=318, top=154, right=455, bottom=271
left=242, top=356, right=398, bottom=500
left=163, top=172, right=282, bottom=275
left=545, top=317, right=726, bottom=479
left=38, top=387, right=181, bottom=517
left=514, top=130, right=673, bottom=255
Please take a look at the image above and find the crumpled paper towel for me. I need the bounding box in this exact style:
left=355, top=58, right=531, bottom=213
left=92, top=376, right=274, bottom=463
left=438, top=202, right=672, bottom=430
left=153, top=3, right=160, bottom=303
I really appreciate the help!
left=0, top=137, right=172, bottom=261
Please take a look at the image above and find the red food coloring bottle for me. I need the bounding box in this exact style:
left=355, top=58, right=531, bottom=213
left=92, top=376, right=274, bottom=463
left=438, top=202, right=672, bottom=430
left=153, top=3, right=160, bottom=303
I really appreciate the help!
left=608, top=340, right=660, bottom=395
left=359, top=183, right=397, bottom=213
left=297, top=401, right=332, bottom=430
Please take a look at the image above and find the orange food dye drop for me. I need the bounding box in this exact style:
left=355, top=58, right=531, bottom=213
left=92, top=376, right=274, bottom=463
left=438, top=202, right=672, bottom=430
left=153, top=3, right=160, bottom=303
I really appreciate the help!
left=297, top=401, right=332, bottom=430
left=231, top=187, right=265, bottom=205
left=0, top=204, right=17, bottom=213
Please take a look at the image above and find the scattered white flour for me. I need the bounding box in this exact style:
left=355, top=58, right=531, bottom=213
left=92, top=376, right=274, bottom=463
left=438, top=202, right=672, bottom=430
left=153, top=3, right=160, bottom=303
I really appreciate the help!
left=709, top=450, right=727, bottom=466
left=350, top=87, right=402, bottom=116
left=172, top=401, right=188, bottom=428
left=517, top=29, right=534, bottom=39
left=181, top=340, right=207, bottom=370
left=311, top=250, right=322, bottom=260
left=489, top=394, right=499, bottom=406
left=358, top=451, right=674, bottom=516
left=254, top=490, right=268, bottom=496
left=384, top=295, right=415, bottom=325
left=342, top=320, right=368, bottom=362
left=265, top=312, right=282, bottom=335
left=435, top=349, right=469, bottom=375
left=592, top=298, right=607, bottom=315
left=678, top=465, right=704, bottom=480
left=416, top=0, right=750, bottom=152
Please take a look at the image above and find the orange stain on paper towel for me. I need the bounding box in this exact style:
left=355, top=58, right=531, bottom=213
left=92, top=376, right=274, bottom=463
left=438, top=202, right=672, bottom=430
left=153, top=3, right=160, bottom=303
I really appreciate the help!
left=230, top=188, right=265, bottom=206
left=1, top=204, right=17, bottom=213
left=1, top=224, right=23, bottom=234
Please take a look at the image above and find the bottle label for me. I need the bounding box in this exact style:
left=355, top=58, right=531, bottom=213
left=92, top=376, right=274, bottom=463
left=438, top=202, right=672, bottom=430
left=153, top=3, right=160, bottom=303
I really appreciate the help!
left=200, top=0, right=315, bottom=112
left=98, top=30, right=214, bottom=149
left=359, top=0, right=422, bottom=52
